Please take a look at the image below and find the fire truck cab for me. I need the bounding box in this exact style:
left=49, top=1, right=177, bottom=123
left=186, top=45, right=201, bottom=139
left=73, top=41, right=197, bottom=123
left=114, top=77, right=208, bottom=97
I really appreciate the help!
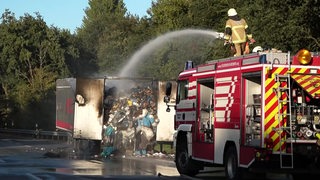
left=164, top=49, right=320, bottom=179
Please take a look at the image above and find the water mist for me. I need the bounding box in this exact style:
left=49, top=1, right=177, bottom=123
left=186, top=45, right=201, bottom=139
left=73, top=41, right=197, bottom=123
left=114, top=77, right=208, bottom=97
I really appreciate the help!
left=118, top=29, right=220, bottom=77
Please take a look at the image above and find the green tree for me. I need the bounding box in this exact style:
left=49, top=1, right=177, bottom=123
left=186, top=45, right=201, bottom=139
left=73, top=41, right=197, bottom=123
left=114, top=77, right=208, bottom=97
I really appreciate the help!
left=78, top=0, right=155, bottom=76
left=0, top=10, right=78, bottom=128
left=245, top=0, right=320, bottom=52
left=149, top=0, right=191, bottom=32
left=97, top=14, right=141, bottom=74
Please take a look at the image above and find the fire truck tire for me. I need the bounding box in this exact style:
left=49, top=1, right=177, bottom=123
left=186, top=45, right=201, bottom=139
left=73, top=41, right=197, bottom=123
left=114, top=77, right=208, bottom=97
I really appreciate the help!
left=175, top=136, right=200, bottom=176
left=291, top=173, right=305, bottom=180
left=224, top=146, right=241, bottom=180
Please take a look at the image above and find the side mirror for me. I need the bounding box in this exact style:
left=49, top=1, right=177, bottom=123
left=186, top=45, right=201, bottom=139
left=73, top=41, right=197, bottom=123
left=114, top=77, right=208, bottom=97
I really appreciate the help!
left=164, top=82, right=172, bottom=103
left=165, top=82, right=172, bottom=96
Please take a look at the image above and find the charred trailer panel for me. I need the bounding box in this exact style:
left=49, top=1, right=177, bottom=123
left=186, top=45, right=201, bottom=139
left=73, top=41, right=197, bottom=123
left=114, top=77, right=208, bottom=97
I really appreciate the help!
left=56, top=78, right=76, bottom=132
left=156, top=81, right=177, bottom=142
left=73, top=78, right=105, bottom=158
left=73, top=78, right=104, bottom=139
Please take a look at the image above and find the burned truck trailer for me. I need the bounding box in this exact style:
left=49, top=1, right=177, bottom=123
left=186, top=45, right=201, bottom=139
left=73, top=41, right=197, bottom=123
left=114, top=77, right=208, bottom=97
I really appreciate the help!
left=56, top=77, right=176, bottom=157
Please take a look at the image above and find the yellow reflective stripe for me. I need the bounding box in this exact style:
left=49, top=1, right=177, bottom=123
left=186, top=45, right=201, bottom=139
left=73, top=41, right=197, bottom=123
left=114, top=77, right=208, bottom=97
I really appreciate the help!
left=231, top=25, right=246, bottom=42
left=231, top=25, right=246, bottom=30
left=292, top=73, right=320, bottom=97
left=232, top=29, right=242, bottom=40
left=232, top=40, right=246, bottom=43
left=226, top=25, right=232, bottom=28
left=264, top=67, right=287, bottom=152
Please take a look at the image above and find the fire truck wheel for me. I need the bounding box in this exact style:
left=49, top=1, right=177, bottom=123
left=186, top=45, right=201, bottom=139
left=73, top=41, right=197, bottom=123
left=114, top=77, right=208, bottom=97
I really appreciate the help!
left=291, top=173, right=306, bottom=180
left=225, top=146, right=241, bottom=180
left=175, top=136, right=200, bottom=176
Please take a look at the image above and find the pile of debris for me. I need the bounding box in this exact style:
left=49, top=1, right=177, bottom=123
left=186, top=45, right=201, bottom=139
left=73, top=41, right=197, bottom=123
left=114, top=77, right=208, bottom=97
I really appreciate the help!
left=101, top=81, right=160, bottom=158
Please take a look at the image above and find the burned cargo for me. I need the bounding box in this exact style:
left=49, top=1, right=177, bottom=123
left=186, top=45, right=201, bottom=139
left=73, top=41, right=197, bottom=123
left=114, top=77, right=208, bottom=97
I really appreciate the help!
left=102, top=79, right=159, bottom=157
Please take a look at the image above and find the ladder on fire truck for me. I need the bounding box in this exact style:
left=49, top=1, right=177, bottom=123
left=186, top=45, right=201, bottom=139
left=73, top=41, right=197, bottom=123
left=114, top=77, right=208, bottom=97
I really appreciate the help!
left=274, top=73, right=294, bottom=168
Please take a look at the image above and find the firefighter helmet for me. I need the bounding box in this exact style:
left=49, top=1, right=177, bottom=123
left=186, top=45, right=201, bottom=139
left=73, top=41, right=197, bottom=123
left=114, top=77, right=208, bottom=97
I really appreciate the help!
left=253, top=46, right=263, bottom=53
left=228, top=8, right=237, bottom=16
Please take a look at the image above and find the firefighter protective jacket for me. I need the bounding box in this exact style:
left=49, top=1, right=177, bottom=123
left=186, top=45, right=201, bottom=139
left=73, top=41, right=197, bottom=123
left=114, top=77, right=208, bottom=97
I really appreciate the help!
left=225, top=18, right=252, bottom=44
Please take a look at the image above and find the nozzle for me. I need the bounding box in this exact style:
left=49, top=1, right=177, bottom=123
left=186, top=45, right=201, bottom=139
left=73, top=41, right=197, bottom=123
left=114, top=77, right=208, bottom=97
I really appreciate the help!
left=216, top=32, right=225, bottom=39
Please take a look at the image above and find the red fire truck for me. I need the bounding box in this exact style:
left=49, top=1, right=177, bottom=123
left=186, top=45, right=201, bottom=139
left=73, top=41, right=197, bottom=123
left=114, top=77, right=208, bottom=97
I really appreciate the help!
left=164, top=49, right=320, bottom=179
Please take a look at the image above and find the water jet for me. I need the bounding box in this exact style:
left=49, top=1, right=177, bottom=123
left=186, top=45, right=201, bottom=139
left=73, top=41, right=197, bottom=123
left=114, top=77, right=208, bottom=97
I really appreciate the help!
left=119, top=29, right=220, bottom=77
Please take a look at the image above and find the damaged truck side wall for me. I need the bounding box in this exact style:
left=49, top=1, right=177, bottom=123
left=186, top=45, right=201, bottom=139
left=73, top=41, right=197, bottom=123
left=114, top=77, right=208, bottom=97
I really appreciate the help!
left=56, top=78, right=76, bottom=132
left=73, top=78, right=104, bottom=140
left=157, top=81, right=177, bottom=142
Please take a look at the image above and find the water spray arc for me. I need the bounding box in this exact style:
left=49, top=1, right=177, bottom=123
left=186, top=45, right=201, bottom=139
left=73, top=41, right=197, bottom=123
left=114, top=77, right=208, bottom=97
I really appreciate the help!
left=119, top=29, right=221, bottom=77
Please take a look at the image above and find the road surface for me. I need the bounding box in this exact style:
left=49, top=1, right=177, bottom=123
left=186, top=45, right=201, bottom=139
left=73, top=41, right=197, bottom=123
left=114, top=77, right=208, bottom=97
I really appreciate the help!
left=0, top=133, right=294, bottom=179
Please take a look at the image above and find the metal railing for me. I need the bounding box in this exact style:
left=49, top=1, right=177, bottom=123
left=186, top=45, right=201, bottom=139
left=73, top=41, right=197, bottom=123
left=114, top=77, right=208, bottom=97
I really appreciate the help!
left=0, top=128, right=72, bottom=141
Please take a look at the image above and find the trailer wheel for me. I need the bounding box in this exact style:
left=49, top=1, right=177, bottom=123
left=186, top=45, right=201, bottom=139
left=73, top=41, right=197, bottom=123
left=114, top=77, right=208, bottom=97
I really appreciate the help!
left=175, top=135, right=200, bottom=176
left=225, top=146, right=241, bottom=180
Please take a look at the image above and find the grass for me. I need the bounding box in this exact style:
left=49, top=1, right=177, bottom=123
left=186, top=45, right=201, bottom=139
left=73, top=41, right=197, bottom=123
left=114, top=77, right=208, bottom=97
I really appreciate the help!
left=153, top=142, right=175, bottom=154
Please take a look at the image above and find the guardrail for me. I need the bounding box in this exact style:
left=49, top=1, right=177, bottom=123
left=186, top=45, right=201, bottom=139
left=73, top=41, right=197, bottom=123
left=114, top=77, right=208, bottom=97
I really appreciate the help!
left=0, top=128, right=72, bottom=141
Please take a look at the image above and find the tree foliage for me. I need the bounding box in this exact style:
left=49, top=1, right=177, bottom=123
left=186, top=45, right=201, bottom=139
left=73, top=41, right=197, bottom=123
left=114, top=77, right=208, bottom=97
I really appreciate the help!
left=244, top=0, right=320, bottom=51
left=0, top=10, right=78, bottom=128
left=76, top=0, right=152, bottom=76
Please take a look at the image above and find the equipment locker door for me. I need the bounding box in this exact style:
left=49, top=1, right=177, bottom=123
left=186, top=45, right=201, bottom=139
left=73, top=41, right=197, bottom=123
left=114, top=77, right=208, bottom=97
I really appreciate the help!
left=242, top=71, right=262, bottom=147
left=193, top=78, right=215, bottom=160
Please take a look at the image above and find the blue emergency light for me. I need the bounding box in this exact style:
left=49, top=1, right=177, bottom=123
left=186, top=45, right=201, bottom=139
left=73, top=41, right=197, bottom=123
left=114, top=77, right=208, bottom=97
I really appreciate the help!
left=185, top=61, right=194, bottom=70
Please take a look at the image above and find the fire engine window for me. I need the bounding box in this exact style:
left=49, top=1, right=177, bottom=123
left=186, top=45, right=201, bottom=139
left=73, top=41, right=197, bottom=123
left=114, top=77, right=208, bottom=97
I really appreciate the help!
left=243, top=72, right=262, bottom=105
left=243, top=72, right=261, bottom=84
left=177, top=80, right=188, bottom=103
left=198, top=78, right=214, bottom=109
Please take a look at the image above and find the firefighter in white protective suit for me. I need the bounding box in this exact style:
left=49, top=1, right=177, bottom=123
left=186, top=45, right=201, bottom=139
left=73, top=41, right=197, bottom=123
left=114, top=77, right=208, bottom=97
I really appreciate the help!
left=134, top=108, right=156, bottom=157
left=224, top=8, right=255, bottom=56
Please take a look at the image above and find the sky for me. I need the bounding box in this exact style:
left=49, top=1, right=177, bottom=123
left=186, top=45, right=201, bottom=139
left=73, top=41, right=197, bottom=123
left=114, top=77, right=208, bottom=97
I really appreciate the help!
left=1, top=0, right=153, bottom=33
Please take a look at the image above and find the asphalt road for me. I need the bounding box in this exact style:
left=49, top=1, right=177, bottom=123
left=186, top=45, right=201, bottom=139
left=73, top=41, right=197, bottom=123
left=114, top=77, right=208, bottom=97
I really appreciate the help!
left=0, top=133, right=295, bottom=180
left=0, top=134, right=181, bottom=179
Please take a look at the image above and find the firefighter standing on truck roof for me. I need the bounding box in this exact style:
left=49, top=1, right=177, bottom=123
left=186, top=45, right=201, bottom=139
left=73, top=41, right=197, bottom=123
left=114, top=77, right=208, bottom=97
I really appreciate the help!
left=224, top=8, right=255, bottom=56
